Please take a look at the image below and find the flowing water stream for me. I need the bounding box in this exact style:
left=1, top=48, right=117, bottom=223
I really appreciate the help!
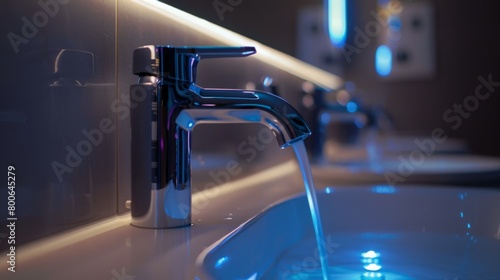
left=292, top=141, right=330, bottom=280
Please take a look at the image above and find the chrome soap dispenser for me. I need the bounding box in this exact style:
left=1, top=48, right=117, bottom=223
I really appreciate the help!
left=130, top=45, right=311, bottom=229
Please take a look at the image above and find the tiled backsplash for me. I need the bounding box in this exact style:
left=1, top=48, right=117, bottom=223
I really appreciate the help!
left=0, top=0, right=117, bottom=247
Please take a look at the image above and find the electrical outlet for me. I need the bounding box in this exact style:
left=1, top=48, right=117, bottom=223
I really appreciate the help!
left=296, top=5, right=344, bottom=76
left=377, top=1, right=436, bottom=80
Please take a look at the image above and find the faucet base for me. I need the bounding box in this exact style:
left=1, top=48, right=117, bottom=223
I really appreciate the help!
left=131, top=181, right=191, bottom=229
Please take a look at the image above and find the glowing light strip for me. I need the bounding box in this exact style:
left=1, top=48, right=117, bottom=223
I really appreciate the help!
left=17, top=214, right=131, bottom=262
left=133, top=0, right=343, bottom=90
left=327, top=0, right=347, bottom=47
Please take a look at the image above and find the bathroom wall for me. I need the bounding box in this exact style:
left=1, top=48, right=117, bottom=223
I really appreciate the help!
left=0, top=0, right=117, bottom=247
left=342, top=0, right=500, bottom=156
left=0, top=0, right=339, bottom=247
left=163, top=0, right=500, bottom=157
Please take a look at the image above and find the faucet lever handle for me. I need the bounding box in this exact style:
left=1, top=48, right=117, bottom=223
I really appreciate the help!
left=177, top=46, right=256, bottom=59
left=133, top=45, right=256, bottom=83
left=174, top=46, right=256, bottom=84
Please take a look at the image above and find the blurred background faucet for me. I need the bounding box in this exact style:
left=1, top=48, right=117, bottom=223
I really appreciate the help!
left=309, top=82, right=395, bottom=164
left=130, top=45, right=311, bottom=229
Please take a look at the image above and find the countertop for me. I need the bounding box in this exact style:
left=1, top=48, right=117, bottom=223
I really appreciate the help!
left=4, top=154, right=500, bottom=279
left=1, top=160, right=307, bottom=280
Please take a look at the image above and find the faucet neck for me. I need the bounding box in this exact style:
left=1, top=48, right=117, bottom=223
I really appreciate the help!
left=130, top=45, right=311, bottom=229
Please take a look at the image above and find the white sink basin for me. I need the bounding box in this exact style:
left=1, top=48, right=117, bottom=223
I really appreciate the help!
left=198, top=185, right=500, bottom=279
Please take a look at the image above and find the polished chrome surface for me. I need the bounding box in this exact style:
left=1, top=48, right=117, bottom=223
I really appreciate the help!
left=130, top=45, right=311, bottom=228
left=311, top=87, right=368, bottom=161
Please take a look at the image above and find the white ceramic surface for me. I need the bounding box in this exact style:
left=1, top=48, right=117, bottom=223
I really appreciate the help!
left=199, top=185, right=500, bottom=279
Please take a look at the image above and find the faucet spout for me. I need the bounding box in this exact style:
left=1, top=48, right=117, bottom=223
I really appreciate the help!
left=179, top=85, right=310, bottom=147
left=130, top=45, right=311, bottom=229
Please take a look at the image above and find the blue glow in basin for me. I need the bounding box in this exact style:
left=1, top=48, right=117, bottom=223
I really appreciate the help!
left=197, top=185, right=500, bottom=279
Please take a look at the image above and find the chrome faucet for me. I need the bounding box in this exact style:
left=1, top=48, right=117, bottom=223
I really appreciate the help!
left=130, top=45, right=311, bottom=229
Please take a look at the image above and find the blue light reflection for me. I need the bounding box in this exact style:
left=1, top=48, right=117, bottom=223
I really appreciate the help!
left=361, top=250, right=383, bottom=278
left=458, top=192, right=467, bottom=200
left=346, top=101, right=358, bottom=113
left=362, top=272, right=384, bottom=279
left=388, top=15, right=402, bottom=31
left=263, top=76, right=273, bottom=87
left=364, top=263, right=382, bottom=271
left=371, top=185, right=397, bottom=194
left=361, top=250, right=380, bottom=259
left=320, top=112, right=331, bottom=124
left=246, top=272, right=258, bottom=280
left=375, top=45, right=392, bottom=76
left=215, top=256, right=229, bottom=268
